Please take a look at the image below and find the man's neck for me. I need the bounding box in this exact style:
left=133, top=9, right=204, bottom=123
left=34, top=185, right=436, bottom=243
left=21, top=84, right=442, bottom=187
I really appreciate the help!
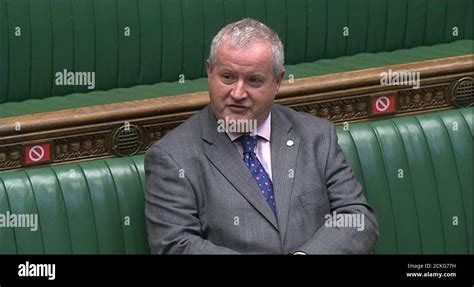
left=226, top=112, right=272, bottom=142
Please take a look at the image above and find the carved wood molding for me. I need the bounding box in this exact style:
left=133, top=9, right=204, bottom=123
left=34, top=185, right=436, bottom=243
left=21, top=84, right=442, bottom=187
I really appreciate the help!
left=0, top=55, right=472, bottom=172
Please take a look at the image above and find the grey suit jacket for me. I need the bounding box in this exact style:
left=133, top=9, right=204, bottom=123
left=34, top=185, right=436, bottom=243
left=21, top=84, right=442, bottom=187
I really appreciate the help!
left=145, top=104, right=379, bottom=254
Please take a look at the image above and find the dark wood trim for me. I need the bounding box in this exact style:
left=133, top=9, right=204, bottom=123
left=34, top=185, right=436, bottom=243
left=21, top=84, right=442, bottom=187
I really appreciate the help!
left=0, top=55, right=472, bottom=172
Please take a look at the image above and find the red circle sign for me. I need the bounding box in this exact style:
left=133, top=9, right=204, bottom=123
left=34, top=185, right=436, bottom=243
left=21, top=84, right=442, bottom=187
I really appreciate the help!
left=375, top=96, right=390, bottom=112
left=28, top=145, right=45, bottom=162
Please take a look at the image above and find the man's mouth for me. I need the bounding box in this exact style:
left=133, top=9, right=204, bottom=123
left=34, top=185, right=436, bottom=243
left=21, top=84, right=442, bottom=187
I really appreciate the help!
left=227, top=104, right=250, bottom=113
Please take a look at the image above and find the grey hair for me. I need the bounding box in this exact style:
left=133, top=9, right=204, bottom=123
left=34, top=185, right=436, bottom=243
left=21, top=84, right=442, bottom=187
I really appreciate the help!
left=208, top=18, right=285, bottom=79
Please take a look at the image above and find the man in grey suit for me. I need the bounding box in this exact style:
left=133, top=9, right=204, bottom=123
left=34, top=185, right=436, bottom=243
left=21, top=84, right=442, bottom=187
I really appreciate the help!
left=145, top=18, right=378, bottom=254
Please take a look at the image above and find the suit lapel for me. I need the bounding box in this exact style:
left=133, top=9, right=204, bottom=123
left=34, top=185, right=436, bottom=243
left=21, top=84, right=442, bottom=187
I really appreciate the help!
left=270, top=106, right=300, bottom=241
left=200, top=106, right=279, bottom=230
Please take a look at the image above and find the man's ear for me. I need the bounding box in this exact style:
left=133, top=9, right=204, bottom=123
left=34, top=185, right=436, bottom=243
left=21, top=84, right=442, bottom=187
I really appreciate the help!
left=206, top=60, right=212, bottom=78
left=275, top=69, right=286, bottom=91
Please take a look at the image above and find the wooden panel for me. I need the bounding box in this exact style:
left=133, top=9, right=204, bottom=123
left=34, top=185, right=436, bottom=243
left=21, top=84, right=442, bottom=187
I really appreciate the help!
left=0, top=55, right=472, bottom=172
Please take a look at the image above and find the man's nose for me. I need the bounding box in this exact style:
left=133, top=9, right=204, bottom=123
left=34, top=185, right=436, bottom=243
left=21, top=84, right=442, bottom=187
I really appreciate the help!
left=230, top=79, right=247, bottom=100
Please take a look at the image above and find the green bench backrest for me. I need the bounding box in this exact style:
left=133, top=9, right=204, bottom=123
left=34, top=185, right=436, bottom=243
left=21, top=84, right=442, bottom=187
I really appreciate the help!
left=337, top=108, right=473, bottom=254
left=0, top=156, right=149, bottom=254
left=0, top=108, right=472, bottom=254
left=1, top=0, right=472, bottom=103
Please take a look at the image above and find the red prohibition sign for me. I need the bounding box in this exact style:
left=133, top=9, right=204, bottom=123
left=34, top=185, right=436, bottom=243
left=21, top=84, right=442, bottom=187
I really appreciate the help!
left=29, top=145, right=45, bottom=162
left=375, top=96, right=390, bottom=112
left=24, top=143, right=51, bottom=164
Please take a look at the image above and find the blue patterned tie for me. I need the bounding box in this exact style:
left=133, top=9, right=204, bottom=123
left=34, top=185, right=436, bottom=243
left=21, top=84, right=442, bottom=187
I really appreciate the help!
left=237, top=134, right=277, bottom=218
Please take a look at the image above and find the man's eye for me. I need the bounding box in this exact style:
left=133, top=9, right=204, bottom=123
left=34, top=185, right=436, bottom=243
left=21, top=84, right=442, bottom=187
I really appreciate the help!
left=248, top=77, right=263, bottom=86
left=221, top=74, right=234, bottom=83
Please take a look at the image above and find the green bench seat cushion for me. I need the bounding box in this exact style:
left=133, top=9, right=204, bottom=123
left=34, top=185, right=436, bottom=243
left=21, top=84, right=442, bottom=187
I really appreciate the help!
left=0, top=108, right=472, bottom=254
left=1, top=39, right=472, bottom=119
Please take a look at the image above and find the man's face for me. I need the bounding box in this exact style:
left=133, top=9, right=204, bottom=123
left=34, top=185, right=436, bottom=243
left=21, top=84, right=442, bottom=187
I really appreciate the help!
left=207, top=41, right=285, bottom=126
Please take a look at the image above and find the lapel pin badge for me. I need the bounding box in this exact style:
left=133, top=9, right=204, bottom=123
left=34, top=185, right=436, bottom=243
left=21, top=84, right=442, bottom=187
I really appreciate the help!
left=286, top=140, right=294, bottom=147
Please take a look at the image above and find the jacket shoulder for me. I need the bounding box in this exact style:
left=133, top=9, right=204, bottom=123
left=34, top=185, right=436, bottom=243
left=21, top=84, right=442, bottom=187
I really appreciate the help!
left=147, top=109, right=203, bottom=155
left=274, top=104, right=333, bottom=132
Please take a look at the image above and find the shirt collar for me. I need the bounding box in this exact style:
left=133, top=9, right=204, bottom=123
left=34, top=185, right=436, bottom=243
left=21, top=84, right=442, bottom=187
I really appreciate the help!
left=226, top=112, right=272, bottom=142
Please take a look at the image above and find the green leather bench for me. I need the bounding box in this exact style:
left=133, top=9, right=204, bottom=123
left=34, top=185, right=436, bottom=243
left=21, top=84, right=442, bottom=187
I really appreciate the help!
left=1, top=0, right=472, bottom=118
left=1, top=108, right=471, bottom=254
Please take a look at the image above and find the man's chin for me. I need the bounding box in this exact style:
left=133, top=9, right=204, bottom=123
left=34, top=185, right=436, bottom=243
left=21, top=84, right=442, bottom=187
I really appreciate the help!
left=222, top=114, right=254, bottom=122
left=215, top=112, right=258, bottom=134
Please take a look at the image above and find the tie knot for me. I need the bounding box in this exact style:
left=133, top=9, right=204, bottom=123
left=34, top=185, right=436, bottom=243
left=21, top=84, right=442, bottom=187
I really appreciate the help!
left=237, top=134, right=258, bottom=154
